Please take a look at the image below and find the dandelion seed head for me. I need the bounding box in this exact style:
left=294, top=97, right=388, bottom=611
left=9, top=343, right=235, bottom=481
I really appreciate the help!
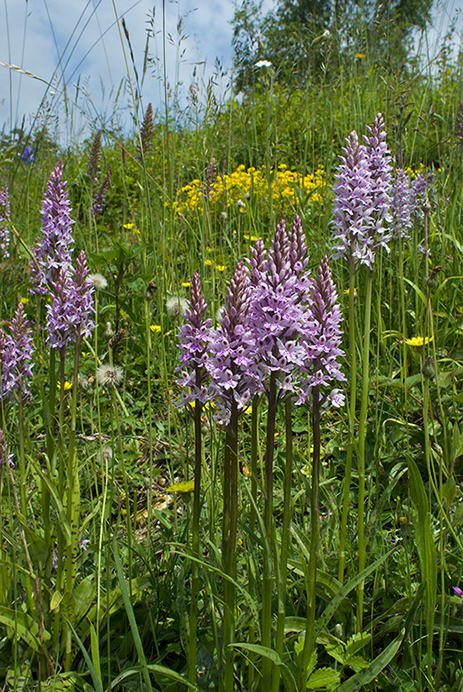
left=99, top=445, right=113, bottom=462
left=96, top=364, right=123, bottom=387
left=166, top=296, right=188, bottom=318
left=88, top=273, right=108, bottom=290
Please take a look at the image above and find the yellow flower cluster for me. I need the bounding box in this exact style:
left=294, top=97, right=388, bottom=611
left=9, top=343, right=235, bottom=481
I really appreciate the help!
left=404, top=163, right=426, bottom=178
left=172, top=164, right=325, bottom=216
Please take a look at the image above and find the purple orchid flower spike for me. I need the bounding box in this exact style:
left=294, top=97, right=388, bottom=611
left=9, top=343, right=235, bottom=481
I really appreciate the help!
left=207, top=261, right=259, bottom=422
left=46, top=251, right=95, bottom=351
left=0, top=302, right=35, bottom=403
left=176, top=272, right=213, bottom=406
left=332, top=114, right=393, bottom=271
left=31, top=162, right=74, bottom=295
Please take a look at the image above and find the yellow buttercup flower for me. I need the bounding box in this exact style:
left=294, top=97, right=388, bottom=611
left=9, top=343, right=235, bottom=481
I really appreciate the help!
left=205, top=259, right=213, bottom=266
left=189, top=400, right=215, bottom=410
left=57, top=381, right=73, bottom=391
left=166, top=480, right=195, bottom=493
left=150, top=324, right=162, bottom=334
left=171, top=164, right=325, bottom=216
left=404, top=335, right=434, bottom=347
left=216, top=265, right=225, bottom=272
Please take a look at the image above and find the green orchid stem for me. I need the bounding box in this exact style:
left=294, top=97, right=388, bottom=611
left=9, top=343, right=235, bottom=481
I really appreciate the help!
left=64, top=336, right=82, bottom=671
left=188, top=398, right=203, bottom=685
left=247, top=396, right=259, bottom=689
left=422, top=377, right=435, bottom=677
left=357, top=269, right=373, bottom=632
left=399, top=245, right=409, bottom=425
left=299, top=387, right=321, bottom=691
left=250, top=396, right=259, bottom=534
left=338, top=256, right=357, bottom=583
left=17, top=398, right=34, bottom=616
left=262, top=372, right=277, bottom=690
left=223, top=401, right=238, bottom=692
left=273, top=394, right=293, bottom=692
left=43, top=348, right=56, bottom=563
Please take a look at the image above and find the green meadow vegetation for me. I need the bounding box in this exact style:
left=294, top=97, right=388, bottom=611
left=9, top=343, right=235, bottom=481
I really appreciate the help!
left=2, top=2, right=463, bottom=690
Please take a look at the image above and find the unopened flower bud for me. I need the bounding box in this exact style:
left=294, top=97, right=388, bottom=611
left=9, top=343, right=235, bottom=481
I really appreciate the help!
left=422, top=355, right=435, bottom=380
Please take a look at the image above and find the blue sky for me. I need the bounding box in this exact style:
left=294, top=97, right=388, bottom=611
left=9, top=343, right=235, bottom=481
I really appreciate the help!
left=0, top=0, right=462, bottom=144
left=0, top=0, right=257, bottom=143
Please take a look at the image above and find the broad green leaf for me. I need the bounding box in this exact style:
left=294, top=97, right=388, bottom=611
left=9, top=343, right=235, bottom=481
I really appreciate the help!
left=345, top=631, right=371, bottom=657
left=344, top=655, right=369, bottom=672
left=335, top=628, right=405, bottom=692
left=441, top=478, right=457, bottom=507
left=69, top=623, right=104, bottom=692
left=0, top=606, right=50, bottom=650
left=408, top=458, right=437, bottom=647
left=306, top=667, right=340, bottom=690
left=403, top=278, right=427, bottom=306
left=231, top=642, right=285, bottom=665
left=73, top=575, right=96, bottom=622
left=109, top=665, right=199, bottom=690
left=90, top=622, right=103, bottom=687
left=41, top=672, right=79, bottom=690
left=50, top=590, right=64, bottom=611
left=315, top=550, right=396, bottom=635
left=285, top=616, right=307, bottom=634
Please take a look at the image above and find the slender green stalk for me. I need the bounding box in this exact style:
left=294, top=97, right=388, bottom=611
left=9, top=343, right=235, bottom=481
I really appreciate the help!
left=247, top=396, right=260, bottom=689
left=64, top=336, right=82, bottom=671
left=17, top=398, right=34, bottom=616
left=338, top=255, right=357, bottom=583
left=399, top=245, right=409, bottom=426
left=222, top=401, right=238, bottom=692
left=262, top=372, right=278, bottom=690
left=299, top=388, right=321, bottom=691
left=249, top=396, right=259, bottom=534
left=422, top=376, right=435, bottom=679
left=188, top=399, right=203, bottom=685
left=356, top=268, right=373, bottom=632
left=273, top=394, right=294, bottom=692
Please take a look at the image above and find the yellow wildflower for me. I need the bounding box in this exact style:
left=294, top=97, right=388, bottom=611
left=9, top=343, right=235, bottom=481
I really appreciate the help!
left=404, top=335, right=434, bottom=347
left=150, top=324, right=162, bottom=334
left=216, top=265, right=225, bottom=272
left=57, top=381, right=72, bottom=391
left=205, top=259, right=213, bottom=266
left=166, top=480, right=195, bottom=493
